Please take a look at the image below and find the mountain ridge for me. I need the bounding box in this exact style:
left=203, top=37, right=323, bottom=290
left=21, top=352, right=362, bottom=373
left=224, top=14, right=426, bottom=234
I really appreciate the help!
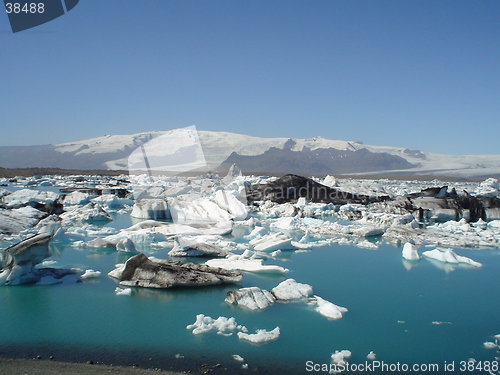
left=1, top=129, right=500, bottom=178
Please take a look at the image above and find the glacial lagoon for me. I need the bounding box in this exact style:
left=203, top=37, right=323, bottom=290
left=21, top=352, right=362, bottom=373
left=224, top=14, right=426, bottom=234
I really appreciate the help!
left=1, top=179, right=500, bottom=374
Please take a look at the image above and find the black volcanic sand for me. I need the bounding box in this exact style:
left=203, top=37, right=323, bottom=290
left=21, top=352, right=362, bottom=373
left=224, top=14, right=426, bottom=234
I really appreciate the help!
left=0, top=357, right=187, bottom=375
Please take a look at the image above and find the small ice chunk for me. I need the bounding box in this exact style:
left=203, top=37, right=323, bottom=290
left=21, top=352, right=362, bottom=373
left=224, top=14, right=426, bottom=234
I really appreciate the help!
left=331, top=350, right=352, bottom=365
left=309, top=295, right=348, bottom=320
left=186, top=314, right=247, bottom=335
left=483, top=341, right=499, bottom=349
left=80, top=269, right=101, bottom=280
left=237, top=327, right=280, bottom=343
left=115, top=287, right=132, bottom=296
left=402, top=243, right=421, bottom=261
left=367, top=351, right=376, bottom=360
left=232, top=354, right=244, bottom=362
left=271, top=279, right=313, bottom=300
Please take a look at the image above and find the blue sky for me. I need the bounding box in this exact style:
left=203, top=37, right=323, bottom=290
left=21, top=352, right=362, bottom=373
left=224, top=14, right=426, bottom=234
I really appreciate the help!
left=1, top=0, right=499, bottom=154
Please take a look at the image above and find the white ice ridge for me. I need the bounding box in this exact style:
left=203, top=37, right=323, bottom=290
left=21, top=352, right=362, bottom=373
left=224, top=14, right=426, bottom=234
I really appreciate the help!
left=309, top=295, right=348, bottom=320
left=402, top=242, right=421, bottom=261
left=237, top=327, right=280, bottom=343
left=422, top=248, right=482, bottom=267
left=186, top=314, right=247, bottom=336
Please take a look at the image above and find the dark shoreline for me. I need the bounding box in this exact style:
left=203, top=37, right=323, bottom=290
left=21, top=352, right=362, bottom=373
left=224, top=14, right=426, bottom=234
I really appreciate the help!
left=0, top=343, right=303, bottom=375
left=0, top=356, right=188, bottom=374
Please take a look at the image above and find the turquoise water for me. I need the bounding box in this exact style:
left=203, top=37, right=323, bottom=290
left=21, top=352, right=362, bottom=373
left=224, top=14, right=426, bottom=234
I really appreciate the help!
left=1, top=212, right=500, bottom=374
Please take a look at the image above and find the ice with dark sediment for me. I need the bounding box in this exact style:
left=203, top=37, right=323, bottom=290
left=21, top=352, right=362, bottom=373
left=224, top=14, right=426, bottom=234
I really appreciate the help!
left=108, top=253, right=243, bottom=288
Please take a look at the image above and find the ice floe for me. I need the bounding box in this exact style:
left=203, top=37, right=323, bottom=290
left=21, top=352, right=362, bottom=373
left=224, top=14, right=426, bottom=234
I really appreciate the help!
left=237, top=327, right=280, bottom=343
left=331, top=350, right=352, bottom=365
left=422, top=248, right=482, bottom=267
left=249, top=232, right=293, bottom=252
left=115, top=287, right=132, bottom=296
left=186, top=314, right=247, bottom=335
left=308, top=295, right=348, bottom=320
left=80, top=269, right=101, bottom=279
left=206, top=254, right=288, bottom=274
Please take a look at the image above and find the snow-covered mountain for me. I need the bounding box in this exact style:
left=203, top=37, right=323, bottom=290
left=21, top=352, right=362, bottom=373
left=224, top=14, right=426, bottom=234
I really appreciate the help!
left=1, top=129, right=500, bottom=178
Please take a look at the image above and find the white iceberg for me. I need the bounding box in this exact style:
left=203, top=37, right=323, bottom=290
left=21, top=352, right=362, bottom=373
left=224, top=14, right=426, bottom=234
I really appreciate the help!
left=116, top=238, right=138, bottom=253
left=115, top=287, right=132, bottom=296
left=206, top=256, right=288, bottom=274
left=483, top=341, right=499, bottom=349
left=422, top=248, right=482, bottom=268
left=213, top=190, right=249, bottom=221
left=249, top=232, right=293, bottom=252
left=131, top=199, right=170, bottom=219
left=80, top=269, right=101, bottom=280
left=271, top=278, right=313, bottom=300
left=237, top=327, right=280, bottom=343
left=225, top=287, right=276, bottom=310
left=63, top=191, right=91, bottom=206
left=309, top=295, right=348, bottom=320
left=402, top=242, right=421, bottom=260
left=331, top=350, right=352, bottom=365
left=186, top=314, right=247, bottom=335
left=366, top=351, right=376, bottom=360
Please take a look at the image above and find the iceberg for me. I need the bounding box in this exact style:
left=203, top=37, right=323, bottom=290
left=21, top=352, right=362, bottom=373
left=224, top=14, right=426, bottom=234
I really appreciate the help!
left=116, top=238, right=138, bottom=253
left=0, top=206, right=46, bottom=234
left=130, top=199, right=170, bottom=219
left=422, top=248, right=482, bottom=268
left=80, top=269, right=101, bottom=280
left=115, top=287, right=132, bottom=296
left=271, top=278, right=313, bottom=300
left=63, top=191, right=91, bottom=206
left=0, top=233, right=79, bottom=285
left=168, top=237, right=230, bottom=258
left=60, top=203, right=112, bottom=223
left=249, top=232, right=293, bottom=252
left=483, top=341, right=498, bottom=349
left=108, top=253, right=243, bottom=288
left=206, top=255, right=288, bottom=274
left=237, top=327, right=280, bottom=343
left=186, top=314, right=247, bottom=335
left=308, top=295, right=348, bottom=320
left=366, top=351, right=376, bottom=360
left=225, top=287, right=276, bottom=310
left=402, top=242, right=421, bottom=260
left=213, top=190, right=249, bottom=221
left=331, top=350, right=352, bottom=365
